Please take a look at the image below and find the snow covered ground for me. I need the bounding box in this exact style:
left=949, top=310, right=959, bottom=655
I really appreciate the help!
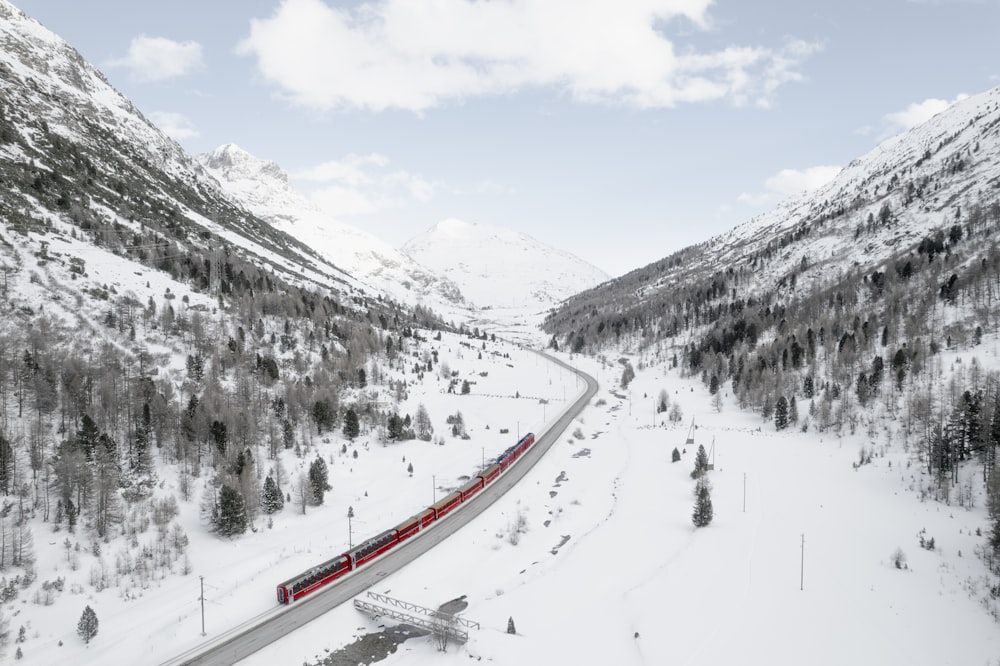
left=240, top=351, right=1000, bottom=666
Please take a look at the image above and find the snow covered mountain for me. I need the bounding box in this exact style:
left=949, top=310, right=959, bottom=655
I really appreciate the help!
left=0, top=0, right=375, bottom=307
left=403, top=217, right=610, bottom=315
left=546, top=85, right=1000, bottom=348
left=198, top=144, right=467, bottom=309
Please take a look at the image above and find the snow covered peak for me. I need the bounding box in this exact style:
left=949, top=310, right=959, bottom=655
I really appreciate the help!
left=200, top=143, right=288, bottom=185
left=431, top=217, right=477, bottom=238
left=403, top=217, right=610, bottom=317
left=198, top=144, right=470, bottom=309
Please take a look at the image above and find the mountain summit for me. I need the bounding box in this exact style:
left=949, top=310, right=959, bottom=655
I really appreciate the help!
left=403, top=217, right=610, bottom=315
left=199, top=143, right=467, bottom=307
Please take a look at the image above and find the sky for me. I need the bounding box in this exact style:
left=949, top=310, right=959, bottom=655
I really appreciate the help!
left=10, top=0, right=1000, bottom=277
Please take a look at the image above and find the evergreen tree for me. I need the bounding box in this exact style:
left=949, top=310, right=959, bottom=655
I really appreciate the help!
left=76, top=413, right=101, bottom=461
left=671, top=447, right=681, bottom=463
left=308, top=457, right=331, bottom=505
left=788, top=396, right=799, bottom=425
left=461, top=379, right=471, bottom=395
left=387, top=413, right=405, bottom=441
left=657, top=389, right=669, bottom=414
left=620, top=364, right=635, bottom=389
left=215, top=485, right=248, bottom=536
left=343, top=408, right=360, bottom=441
left=77, top=605, right=98, bottom=645
left=692, top=480, right=714, bottom=528
left=774, top=396, right=789, bottom=431
left=0, top=430, right=12, bottom=496
left=507, top=616, right=516, bottom=634
left=691, top=444, right=709, bottom=479
left=261, top=475, right=284, bottom=514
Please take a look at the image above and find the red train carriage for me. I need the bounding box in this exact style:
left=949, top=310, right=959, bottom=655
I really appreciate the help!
left=458, top=476, right=485, bottom=502
left=395, top=508, right=435, bottom=542
left=516, top=432, right=535, bottom=456
left=479, top=462, right=502, bottom=485
left=276, top=553, right=351, bottom=604
left=430, top=490, right=462, bottom=520
left=352, top=528, right=399, bottom=568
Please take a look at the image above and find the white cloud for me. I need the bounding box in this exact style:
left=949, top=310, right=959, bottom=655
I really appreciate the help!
left=293, top=152, right=438, bottom=216
left=739, top=165, right=840, bottom=207
left=109, top=35, right=204, bottom=82
left=148, top=111, right=199, bottom=140
left=882, top=95, right=967, bottom=135
left=310, top=186, right=382, bottom=216
left=293, top=153, right=390, bottom=185
left=237, top=0, right=819, bottom=112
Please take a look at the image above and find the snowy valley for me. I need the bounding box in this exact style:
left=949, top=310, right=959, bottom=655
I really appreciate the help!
left=0, top=1, right=998, bottom=665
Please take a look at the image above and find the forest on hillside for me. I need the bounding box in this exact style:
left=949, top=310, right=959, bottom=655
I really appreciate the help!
left=545, top=191, right=1000, bottom=591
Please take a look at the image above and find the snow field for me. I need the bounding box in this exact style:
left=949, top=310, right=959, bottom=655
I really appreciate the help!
left=247, top=352, right=1000, bottom=666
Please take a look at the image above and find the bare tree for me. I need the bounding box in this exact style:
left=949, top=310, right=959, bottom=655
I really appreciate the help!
left=295, top=473, right=310, bottom=515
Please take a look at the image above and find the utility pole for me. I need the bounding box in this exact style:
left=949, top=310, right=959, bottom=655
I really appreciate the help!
left=199, top=576, right=206, bottom=636
left=800, top=534, right=805, bottom=591
left=348, top=506, right=354, bottom=548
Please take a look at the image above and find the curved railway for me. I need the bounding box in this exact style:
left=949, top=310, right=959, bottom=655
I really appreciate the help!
left=160, top=351, right=598, bottom=666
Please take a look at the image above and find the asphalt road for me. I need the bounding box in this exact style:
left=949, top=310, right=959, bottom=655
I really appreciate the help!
left=160, top=350, right=598, bottom=666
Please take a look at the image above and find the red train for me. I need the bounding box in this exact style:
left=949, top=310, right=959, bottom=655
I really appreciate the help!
left=276, top=432, right=536, bottom=604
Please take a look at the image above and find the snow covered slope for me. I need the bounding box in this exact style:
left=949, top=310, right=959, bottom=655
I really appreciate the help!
left=659, top=85, right=1000, bottom=301
left=199, top=144, right=467, bottom=309
left=403, top=217, right=609, bottom=315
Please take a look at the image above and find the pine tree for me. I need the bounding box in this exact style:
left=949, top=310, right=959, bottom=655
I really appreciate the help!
left=657, top=389, right=669, bottom=414
left=671, top=447, right=681, bottom=463
left=77, top=605, right=98, bottom=644
left=788, top=396, right=799, bottom=425
left=0, top=430, right=13, bottom=496
left=774, top=396, right=789, bottom=431
left=387, top=413, right=404, bottom=441
left=308, top=457, right=331, bottom=505
left=691, top=444, right=708, bottom=479
left=343, top=408, right=360, bottom=441
left=261, top=475, right=284, bottom=514
left=507, top=616, right=516, bottom=634
left=215, top=485, right=248, bottom=536
left=620, top=364, right=635, bottom=389
left=692, top=480, right=714, bottom=528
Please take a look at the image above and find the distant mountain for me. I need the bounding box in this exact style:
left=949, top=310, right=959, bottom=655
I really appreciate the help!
left=198, top=144, right=467, bottom=309
left=403, top=218, right=609, bottom=316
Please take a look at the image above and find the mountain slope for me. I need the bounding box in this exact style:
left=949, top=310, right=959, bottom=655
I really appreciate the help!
left=403, top=217, right=610, bottom=314
left=546, top=85, right=1000, bottom=349
left=198, top=143, right=467, bottom=309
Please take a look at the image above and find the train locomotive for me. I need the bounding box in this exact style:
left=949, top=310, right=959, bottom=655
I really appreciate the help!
left=276, top=432, right=536, bottom=604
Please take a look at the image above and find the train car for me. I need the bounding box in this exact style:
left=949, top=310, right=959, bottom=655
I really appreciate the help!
left=479, top=462, right=502, bottom=485
left=458, top=476, right=484, bottom=502
left=419, top=506, right=437, bottom=528
left=276, top=553, right=351, bottom=604
left=496, top=445, right=518, bottom=472
left=396, top=508, right=434, bottom=542
left=351, top=528, right=399, bottom=568
left=430, top=490, right=462, bottom=520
